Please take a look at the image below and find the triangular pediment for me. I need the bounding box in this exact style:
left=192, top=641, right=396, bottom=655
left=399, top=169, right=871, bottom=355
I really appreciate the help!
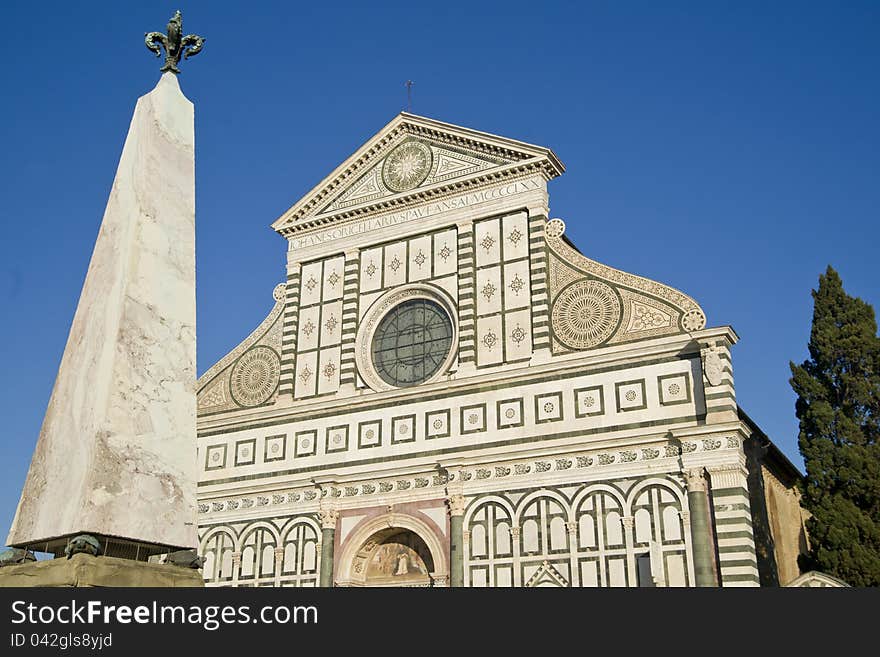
left=525, top=560, right=569, bottom=587
left=272, top=113, right=564, bottom=236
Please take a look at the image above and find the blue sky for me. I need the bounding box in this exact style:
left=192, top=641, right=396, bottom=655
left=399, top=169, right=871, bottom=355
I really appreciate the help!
left=1, top=1, right=878, bottom=541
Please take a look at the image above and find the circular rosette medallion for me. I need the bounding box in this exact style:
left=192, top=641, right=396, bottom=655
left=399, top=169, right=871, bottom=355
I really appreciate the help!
left=230, top=346, right=281, bottom=407
left=382, top=141, right=433, bottom=192
left=552, top=279, right=622, bottom=349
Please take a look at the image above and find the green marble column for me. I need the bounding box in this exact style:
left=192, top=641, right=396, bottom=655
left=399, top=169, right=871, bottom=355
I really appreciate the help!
left=318, top=507, right=338, bottom=587
left=685, top=468, right=719, bottom=587
left=448, top=494, right=466, bottom=587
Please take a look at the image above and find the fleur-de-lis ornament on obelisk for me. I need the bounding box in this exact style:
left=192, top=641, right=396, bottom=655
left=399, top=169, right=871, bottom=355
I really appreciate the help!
left=145, top=10, right=205, bottom=74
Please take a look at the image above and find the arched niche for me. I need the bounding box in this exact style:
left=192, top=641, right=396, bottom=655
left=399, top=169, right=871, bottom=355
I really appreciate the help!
left=336, top=512, right=449, bottom=587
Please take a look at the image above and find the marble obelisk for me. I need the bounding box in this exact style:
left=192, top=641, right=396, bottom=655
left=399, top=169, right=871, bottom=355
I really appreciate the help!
left=7, top=70, right=198, bottom=557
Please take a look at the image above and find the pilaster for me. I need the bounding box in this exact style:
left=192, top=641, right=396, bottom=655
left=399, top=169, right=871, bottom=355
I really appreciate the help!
left=707, top=463, right=759, bottom=587
left=339, top=249, right=360, bottom=392
left=528, top=213, right=551, bottom=361
left=456, top=220, right=476, bottom=375
left=278, top=261, right=301, bottom=399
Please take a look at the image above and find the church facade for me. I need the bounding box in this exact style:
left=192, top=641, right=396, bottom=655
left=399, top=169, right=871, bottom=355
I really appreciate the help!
left=194, top=114, right=806, bottom=587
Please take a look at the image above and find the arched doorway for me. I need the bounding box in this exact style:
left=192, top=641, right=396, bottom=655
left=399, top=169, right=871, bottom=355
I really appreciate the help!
left=336, top=512, right=449, bottom=587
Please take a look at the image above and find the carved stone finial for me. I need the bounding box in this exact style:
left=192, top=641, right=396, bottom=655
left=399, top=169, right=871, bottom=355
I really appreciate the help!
left=145, top=10, right=205, bottom=74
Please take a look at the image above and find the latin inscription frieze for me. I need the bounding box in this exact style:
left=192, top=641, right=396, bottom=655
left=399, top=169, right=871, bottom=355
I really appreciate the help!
left=292, top=179, right=542, bottom=249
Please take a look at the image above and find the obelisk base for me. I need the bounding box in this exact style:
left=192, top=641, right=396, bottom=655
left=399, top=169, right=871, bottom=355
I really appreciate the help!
left=0, top=554, right=204, bottom=587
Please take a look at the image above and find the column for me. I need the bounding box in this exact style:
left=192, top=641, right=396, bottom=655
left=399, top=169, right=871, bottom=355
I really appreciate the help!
left=273, top=547, right=285, bottom=587
left=621, top=515, right=637, bottom=586
left=510, top=526, right=523, bottom=587
left=684, top=468, right=719, bottom=587
left=680, top=510, right=697, bottom=585
left=447, top=493, right=466, bottom=587
left=318, top=506, right=338, bottom=587
left=565, top=522, right=579, bottom=587
left=231, top=551, right=242, bottom=588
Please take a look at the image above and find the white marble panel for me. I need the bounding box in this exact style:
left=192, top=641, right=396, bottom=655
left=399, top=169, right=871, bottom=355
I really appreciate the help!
left=297, top=306, right=320, bottom=352
left=359, top=247, right=383, bottom=293
left=581, top=560, right=600, bottom=587
left=321, top=255, right=345, bottom=301
left=474, top=217, right=501, bottom=266
left=503, top=259, right=531, bottom=310
left=317, top=346, right=341, bottom=395
left=383, top=241, right=407, bottom=288
left=476, top=265, right=502, bottom=316
left=476, top=314, right=503, bottom=367
left=433, top=228, right=457, bottom=277
left=300, top=261, right=323, bottom=307
left=667, top=554, right=687, bottom=587
left=294, top=351, right=318, bottom=399
left=608, top=558, right=627, bottom=587
left=408, top=235, right=432, bottom=282
left=504, top=308, right=532, bottom=361
left=320, top=300, right=343, bottom=346
left=501, top=211, right=529, bottom=261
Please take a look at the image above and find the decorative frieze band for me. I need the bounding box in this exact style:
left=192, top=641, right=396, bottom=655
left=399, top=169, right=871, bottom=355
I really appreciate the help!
left=198, top=436, right=743, bottom=516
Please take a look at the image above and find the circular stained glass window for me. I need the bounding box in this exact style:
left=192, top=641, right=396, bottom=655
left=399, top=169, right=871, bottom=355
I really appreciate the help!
left=371, top=299, right=453, bottom=387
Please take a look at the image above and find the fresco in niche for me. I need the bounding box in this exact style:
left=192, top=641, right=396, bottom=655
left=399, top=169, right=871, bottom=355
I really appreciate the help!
left=365, top=531, right=432, bottom=586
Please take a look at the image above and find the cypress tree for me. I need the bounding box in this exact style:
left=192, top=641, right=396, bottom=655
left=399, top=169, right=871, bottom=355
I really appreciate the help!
left=789, top=266, right=880, bottom=586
